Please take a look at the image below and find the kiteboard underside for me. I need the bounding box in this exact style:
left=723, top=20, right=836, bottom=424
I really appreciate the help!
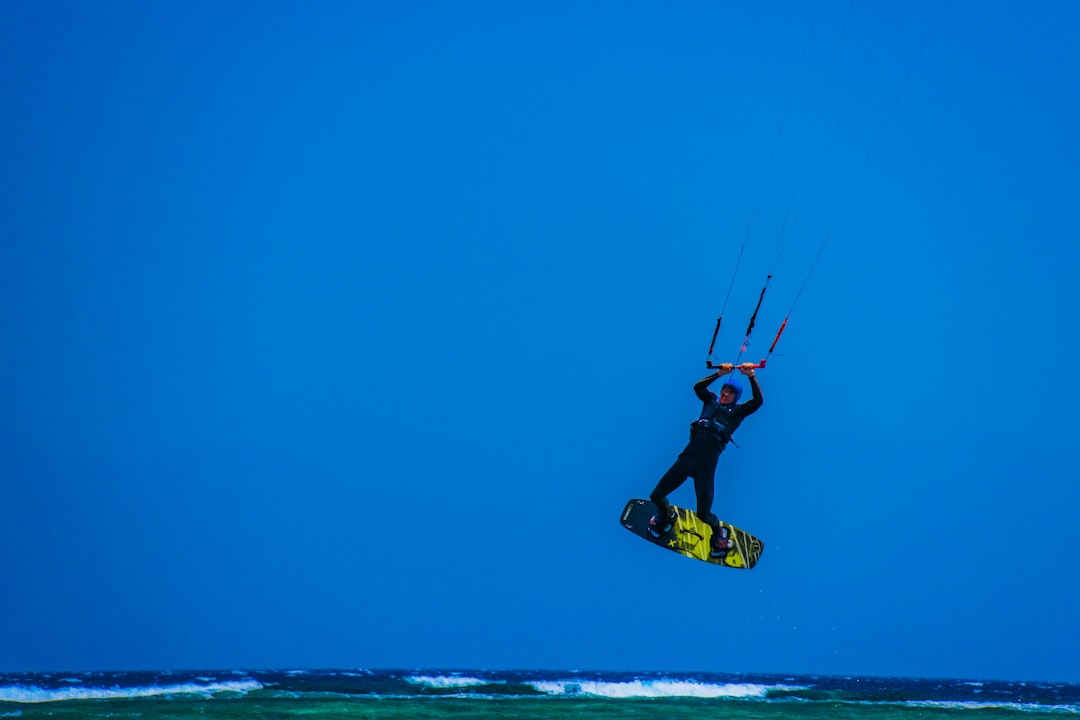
left=620, top=498, right=765, bottom=569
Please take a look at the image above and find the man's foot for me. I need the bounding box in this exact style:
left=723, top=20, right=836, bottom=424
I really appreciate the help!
left=710, top=526, right=734, bottom=557
left=648, top=507, right=677, bottom=538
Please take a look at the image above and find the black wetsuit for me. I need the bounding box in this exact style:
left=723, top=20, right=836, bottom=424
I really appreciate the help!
left=649, top=372, right=763, bottom=527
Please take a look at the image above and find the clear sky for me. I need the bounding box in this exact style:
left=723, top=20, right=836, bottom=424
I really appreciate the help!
left=2, top=0, right=1078, bottom=683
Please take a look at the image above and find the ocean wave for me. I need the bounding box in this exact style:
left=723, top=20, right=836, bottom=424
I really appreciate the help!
left=529, top=679, right=800, bottom=699
left=405, top=675, right=498, bottom=689
left=0, top=680, right=262, bottom=704
left=904, top=700, right=1080, bottom=714
left=3, top=670, right=1076, bottom=712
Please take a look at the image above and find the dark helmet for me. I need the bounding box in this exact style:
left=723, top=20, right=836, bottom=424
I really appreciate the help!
left=719, top=375, right=743, bottom=402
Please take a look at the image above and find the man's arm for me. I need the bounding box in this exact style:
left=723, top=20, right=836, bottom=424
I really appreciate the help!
left=694, top=364, right=732, bottom=402
left=740, top=365, right=763, bottom=414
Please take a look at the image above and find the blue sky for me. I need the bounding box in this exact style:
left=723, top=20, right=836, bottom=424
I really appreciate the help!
left=2, top=0, right=1078, bottom=683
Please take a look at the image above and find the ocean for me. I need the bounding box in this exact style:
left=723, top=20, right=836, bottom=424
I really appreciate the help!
left=2, top=669, right=1077, bottom=719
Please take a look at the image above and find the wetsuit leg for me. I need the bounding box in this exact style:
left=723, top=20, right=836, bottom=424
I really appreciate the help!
left=692, top=450, right=722, bottom=530
left=650, top=454, right=693, bottom=513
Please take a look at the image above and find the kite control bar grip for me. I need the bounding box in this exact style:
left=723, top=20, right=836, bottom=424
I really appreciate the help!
left=706, top=360, right=767, bottom=370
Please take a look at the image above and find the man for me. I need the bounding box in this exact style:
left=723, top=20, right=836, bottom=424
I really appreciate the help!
left=648, top=362, right=763, bottom=557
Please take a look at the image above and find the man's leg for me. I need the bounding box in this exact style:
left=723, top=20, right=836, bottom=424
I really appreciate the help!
left=693, top=455, right=725, bottom=536
left=694, top=459, right=734, bottom=555
left=650, top=456, right=691, bottom=514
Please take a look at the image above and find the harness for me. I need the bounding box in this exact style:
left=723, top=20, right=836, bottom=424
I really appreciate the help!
left=691, top=400, right=740, bottom=448
left=691, top=418, right=729, bottom=437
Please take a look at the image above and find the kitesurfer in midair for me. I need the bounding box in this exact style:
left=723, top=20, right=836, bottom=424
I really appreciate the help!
left=648, top=363, right=763, bottom=556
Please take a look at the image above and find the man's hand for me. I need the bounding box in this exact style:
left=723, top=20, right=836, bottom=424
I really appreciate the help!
left=716, top=363, right=734, bottom=375
left=738, top=362, right=756, bottom=377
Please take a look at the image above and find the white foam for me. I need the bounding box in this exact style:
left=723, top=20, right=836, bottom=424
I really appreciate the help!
left=530, top=679, right=795, bottom=699
left=405, top=675, right=494, bottom=689
left=0, top=680, right=262, bottom=704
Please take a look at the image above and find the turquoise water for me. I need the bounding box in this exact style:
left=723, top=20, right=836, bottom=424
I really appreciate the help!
left=3, top=669, right=1076, bottom=719
left=4, top=696, right=1059, bottom=720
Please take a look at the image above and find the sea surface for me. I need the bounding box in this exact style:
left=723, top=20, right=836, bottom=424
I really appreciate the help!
left=1, top=668, right=1077, bottom=719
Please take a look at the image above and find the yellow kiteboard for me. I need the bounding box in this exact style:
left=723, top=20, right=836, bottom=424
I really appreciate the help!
left=620, top=498, right=765, bottom=569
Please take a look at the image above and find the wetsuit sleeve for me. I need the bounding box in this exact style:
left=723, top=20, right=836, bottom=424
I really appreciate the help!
left=694, top=373, right=720, bottom=403
left=740, top=373, right=764, bottom=415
